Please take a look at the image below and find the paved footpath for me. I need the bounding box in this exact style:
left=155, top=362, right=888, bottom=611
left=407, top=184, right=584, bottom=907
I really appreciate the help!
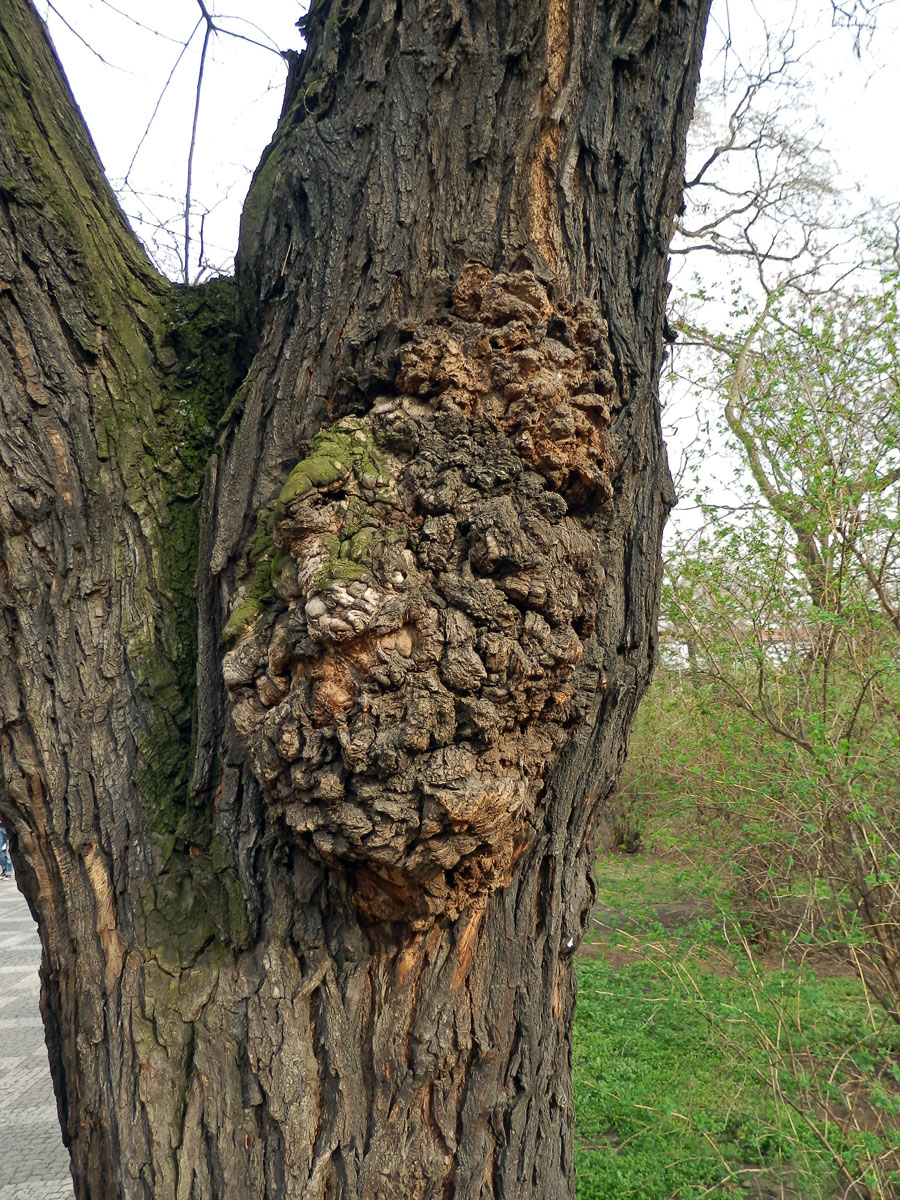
left=0, top=878, right=75, bottom=1200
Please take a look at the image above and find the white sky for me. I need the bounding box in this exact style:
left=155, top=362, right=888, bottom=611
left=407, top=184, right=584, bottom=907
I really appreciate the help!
left=665, top=2, right=900, bottom=523
left=38, top=0, right=303, bottom=280
left=706, top=1, right=900, bottom=200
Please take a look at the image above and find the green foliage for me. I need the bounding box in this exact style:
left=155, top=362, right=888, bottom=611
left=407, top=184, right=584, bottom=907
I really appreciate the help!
left=596, top=240, right=900, bottom=1198
left=606, top=664, right=900, bottom=1196
left=663, top=242, right=900, bottom=1000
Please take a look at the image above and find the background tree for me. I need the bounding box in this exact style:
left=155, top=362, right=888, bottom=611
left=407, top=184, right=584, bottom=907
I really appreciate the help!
left=616, top=241, right=900, bottom=1196
left=0, top=1, right=711, bottom=1196
left=667, top=245, right=900, bottom=977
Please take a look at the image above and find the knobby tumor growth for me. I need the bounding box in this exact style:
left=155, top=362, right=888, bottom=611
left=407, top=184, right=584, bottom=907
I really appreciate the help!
left=222, top=266, right=618, bottom=924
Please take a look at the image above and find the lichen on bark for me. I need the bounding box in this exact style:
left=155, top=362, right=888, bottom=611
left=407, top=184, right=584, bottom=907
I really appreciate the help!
left=223, top=266, right=618, bottom=925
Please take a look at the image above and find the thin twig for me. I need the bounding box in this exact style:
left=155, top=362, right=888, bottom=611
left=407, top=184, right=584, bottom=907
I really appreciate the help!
left=184, top=3, right=215, bottom=284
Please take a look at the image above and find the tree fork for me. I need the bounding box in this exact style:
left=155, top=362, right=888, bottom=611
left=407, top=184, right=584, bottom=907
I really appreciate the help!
left=0, top=0, right=710, bottom=1196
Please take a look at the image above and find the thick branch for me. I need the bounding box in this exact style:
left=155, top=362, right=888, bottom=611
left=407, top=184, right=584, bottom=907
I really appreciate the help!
left=0, top=5, right=244, bottom=1185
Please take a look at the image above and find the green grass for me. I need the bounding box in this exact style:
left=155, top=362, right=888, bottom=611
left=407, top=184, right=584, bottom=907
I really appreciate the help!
left=575, top=660, right=900, bottom=1198
left=574, top=955, right=801, bottom=1198
left=573, top=894, right=900, bottom=1198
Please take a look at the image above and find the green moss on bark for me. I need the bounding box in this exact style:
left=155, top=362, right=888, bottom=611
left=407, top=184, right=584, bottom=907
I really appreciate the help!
left=224, top=419, right=398, bottom=641
left=131, top=278, right=240, bottom=849
left=274, top=421, right=387, bottom=519
left=222, top=501, right=280, bottom=646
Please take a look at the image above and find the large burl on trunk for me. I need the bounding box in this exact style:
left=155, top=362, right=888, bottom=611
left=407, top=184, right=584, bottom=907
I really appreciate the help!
left=0, top=1, right=709, bottom=1196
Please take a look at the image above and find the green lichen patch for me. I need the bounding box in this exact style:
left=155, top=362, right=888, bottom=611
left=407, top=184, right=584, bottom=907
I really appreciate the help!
left=311, top=556, right=371, bottom=591
left=269, top=548, right=291, bottom=582
left=224, top=418, right=400, bottom=644
left=222, top=502, right=281, bottom=647
left=278, top=423, right=404, bottom=595
left=222, top=597, right=263, bottom=647
left=246, top=499, right=277, bottom=563
left=274, top=420, right=389, bottom=521
left=307, top=519, right=407, bottom=593
left=346, top=526, right=378, bottom=560
left=137, top=830, right=253, bottom=967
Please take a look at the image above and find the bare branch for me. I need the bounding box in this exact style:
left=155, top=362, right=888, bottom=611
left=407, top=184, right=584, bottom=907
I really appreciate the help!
left=184, top=2, right=216, bottom=284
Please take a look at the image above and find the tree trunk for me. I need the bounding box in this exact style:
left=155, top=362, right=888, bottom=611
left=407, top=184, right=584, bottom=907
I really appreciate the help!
left=0, top=1, right=709, bottom=1196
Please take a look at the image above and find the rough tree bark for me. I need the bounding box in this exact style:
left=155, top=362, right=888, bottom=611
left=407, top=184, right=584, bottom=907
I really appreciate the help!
left=0, top=0, right=709, bottom=1196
